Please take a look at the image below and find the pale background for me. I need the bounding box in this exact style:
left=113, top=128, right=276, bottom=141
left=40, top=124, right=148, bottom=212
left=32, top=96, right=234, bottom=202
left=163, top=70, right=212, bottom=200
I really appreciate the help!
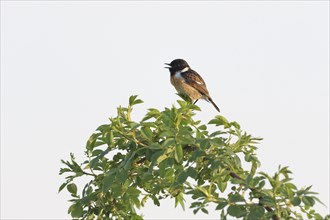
left=1, top=1, right=329, bottom=219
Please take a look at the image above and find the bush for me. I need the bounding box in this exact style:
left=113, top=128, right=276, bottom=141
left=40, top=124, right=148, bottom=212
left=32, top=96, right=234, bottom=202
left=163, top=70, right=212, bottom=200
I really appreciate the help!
left=59, top=95, right=329, bottom=220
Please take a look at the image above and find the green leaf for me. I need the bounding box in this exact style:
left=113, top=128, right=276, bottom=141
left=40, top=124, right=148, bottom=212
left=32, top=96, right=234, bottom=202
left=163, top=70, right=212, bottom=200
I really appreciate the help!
left=126, top=188, right=141, bottom=197
left=141, top=195, right=149, bottom=207
left=175, top=192, right=185, bottom=210
left=69, top=202, right=84, bottom=218
left=111, top=183, right=123, bottom=198
left=67, top=183, right=77, bottom=195
left=199, top=139, right=210, bottom=150
left=92, top=149, right=103, bottom=157
left=177, top=171, right=189, bottom=184
left=292, top=196, right=301, bottom=206
left=58, top=182, right=68, bottom=193
left=209, top=131, right=226, bottom=137
left=250, top=161, right=258, bottom=176
left=86, top=133, right=101, bottom=151
left=221, top=210, right=227, bottom=220
left=210, top=138, right=224, bottom=147
left=285, top=182, right=297, bottom=190
left=102, top=174, right=115, bottom=192
left=163, top=138, right=175, bottom=148
left=186, top=167, right=198, bottom=179
left=201, top=208, right=209, bottom=214
left=227, top=205, right=247, bottom=218
left=156, top=153, right=168, bottom=164
left=96, top=124, right=110, bottom=132
left=217, top=180, right=227, bottom=193
left=142, top=108, right=160, bottom=121
left=93, top=141, right=105, bottom=148
left=129, top=122, right=140, bottom=129
left=141, top=126, right=153, bottom=139
left=208, top=115, right=229, bottom=127
left=230, top=121, right=241, bottom=129
left=133, top=99, right=143, bottom=105
left=131, top=197, right=141, bottom=209
left=198, top=124, right=207, bottom=130
left=229, top=193, right=245, bottom=203
left=177, top=93, right=192, bottom=103
left=247, top=206, right=265, bottom=219
left=129, top=95, right=143, bottom=106
left=59, top=168, right=71, bottom=175
left=302, top=196, right=315, bottom=207
left=151, top=195, right=160, bottom=206
left=216, top=199, right=228, bottom=210
left=311, top=196, right=326, bottom=206
left=148, top=143, right=162, bottom=150
left=141, top=173, right=153, bottom=182
left=150, top=150, right=165, bottom=163
left=196, top=186, right=209, bottom=197
left=259, top=195, right=274, bottom=207
left=258, top=180, right=266, bottom=188
left=177, top=134, right=193, bottom=145
left=174, top=145, right=183, bottom=163
left=314, top=213, right=325, bottom=220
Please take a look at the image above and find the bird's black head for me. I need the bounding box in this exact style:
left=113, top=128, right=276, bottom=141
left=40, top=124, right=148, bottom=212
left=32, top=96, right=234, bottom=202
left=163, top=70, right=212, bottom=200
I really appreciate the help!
left=165, top=59, right=190, bottom=75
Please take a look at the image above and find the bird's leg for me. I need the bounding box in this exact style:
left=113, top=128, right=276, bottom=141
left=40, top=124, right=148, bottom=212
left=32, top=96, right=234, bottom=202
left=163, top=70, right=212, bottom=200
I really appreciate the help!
left=193, top=99, right=199, bottom=104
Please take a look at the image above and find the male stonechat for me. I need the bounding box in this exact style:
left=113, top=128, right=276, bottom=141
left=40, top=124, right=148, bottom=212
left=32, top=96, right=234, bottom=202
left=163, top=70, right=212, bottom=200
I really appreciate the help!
left=165, top=59, right=220, bottom=112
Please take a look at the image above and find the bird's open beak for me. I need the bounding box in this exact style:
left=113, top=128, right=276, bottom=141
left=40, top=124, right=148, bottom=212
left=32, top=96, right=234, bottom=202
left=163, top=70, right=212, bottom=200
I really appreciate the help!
left=164, top=63, right=171, bottom=69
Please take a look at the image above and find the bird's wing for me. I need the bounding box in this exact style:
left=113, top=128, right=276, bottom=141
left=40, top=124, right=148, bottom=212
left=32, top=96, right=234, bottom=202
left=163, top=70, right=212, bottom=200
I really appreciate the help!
left=181, top=70, right=210, bottom=96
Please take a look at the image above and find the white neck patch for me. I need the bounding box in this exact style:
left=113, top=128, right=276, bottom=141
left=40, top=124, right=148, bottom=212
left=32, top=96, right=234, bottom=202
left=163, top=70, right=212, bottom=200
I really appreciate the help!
left=179, top=67, right=189, bottom=73
left=175, top=67, right=189, bottom=76
left=174, top=67, right=189, bottom=79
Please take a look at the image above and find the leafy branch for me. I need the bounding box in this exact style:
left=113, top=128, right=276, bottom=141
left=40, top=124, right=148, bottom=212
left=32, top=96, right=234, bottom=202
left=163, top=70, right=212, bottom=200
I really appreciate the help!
left=59, top=95, right=329, bottom=220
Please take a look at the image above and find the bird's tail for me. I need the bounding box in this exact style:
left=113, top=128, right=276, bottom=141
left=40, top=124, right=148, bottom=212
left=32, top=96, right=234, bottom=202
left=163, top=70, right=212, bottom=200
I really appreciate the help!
left=208, top=97, right=220, bottom=112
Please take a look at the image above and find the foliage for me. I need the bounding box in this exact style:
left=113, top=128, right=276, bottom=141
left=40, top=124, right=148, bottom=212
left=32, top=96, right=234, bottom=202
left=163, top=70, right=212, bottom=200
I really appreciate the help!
left=59, top=95, right=329, bottom=220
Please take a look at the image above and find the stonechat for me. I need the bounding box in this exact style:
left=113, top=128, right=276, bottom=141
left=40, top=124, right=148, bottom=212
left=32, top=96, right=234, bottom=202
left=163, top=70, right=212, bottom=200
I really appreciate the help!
left=165, top=59, right=220, bottom=112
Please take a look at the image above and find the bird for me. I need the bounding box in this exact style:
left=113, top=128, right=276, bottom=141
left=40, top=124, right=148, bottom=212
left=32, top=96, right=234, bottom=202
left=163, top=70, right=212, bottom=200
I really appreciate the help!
left=165, top=58, right=220, bottom=112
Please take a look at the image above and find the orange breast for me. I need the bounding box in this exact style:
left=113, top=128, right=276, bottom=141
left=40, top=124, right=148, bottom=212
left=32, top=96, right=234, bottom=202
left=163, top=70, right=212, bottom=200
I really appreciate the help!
left=170, top=76, right=202, bottom=101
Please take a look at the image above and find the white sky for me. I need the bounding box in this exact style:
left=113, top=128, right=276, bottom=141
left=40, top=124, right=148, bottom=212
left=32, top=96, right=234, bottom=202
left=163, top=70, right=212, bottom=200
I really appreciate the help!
left=1, top=1, right=329, bottom=219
